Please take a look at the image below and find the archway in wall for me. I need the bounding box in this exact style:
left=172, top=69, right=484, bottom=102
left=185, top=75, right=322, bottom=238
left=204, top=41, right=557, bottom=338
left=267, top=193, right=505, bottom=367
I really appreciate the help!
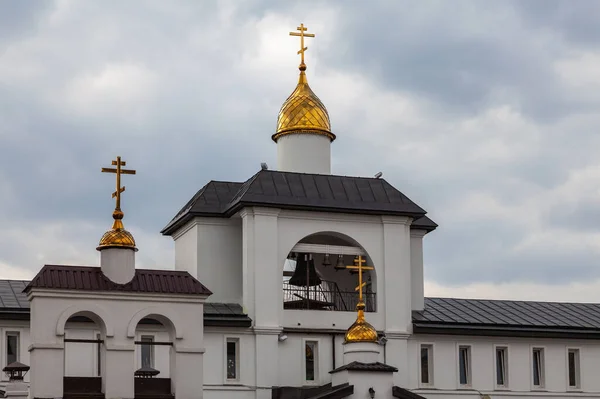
left=133, top=316, right=176, bottom=399
left=63, top=313, right=107, bottom=398
left=282, top=232, right=377, bottom=312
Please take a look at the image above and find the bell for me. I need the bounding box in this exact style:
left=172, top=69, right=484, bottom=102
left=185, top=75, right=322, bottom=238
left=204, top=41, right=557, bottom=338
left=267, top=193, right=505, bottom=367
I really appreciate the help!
left=288, top=253, right=322, bottom=287
left=334, top=254, right=346, bottom=271
left=322, top=253, right=332, bottom=267
left=287, top=252, right=297, bottom=260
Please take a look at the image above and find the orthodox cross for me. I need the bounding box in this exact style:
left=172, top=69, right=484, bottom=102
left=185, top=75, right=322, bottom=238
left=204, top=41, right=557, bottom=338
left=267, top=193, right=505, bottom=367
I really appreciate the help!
left=346, top=255, right=374, bottom=303
left=289, top=23, right=315, bottom=67
left=101, top=156, right=136, bottom=211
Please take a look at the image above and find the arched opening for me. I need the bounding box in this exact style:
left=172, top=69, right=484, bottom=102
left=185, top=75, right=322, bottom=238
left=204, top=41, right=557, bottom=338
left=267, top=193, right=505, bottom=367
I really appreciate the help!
left=282, top=232, right=377, bottom=312
left=63, top=311, right=108, bottom=398
left=133, top=314, right=176, bottom=399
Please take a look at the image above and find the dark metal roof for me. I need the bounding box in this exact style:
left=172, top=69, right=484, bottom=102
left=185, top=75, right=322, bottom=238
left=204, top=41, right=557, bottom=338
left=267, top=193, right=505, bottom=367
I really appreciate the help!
left=162, top=170, right=432, bottom=235
left=0, top=280, right=28, bottom=309
left=413, top=297, right=600, bottom=338
left=24, top=265, right=212, bottom=296
left=393, top=386, right=427, bottom=399
left=411, top=216, right=438, bottom=232
left=203, top=303, right=252, bottom=327
left=330, top=361, right=398, bottom=374
left=272, top=383, right=353, bottom=399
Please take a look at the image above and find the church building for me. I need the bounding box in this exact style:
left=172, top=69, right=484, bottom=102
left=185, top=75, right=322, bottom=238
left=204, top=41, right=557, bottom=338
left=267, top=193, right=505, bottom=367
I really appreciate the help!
left=2, top=23, right=600, bottom=399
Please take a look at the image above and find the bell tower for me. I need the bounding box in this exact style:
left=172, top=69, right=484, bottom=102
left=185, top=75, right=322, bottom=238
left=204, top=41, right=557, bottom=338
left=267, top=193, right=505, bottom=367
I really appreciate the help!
left=272, top=23, right=335, bottom=175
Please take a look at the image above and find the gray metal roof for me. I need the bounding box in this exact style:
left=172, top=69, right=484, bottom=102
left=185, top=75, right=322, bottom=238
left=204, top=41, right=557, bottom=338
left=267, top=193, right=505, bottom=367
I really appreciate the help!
left=0, top=280, right=28, bottom=310
left=413, top=297, right=600, bottom=338
left=162, top=170, right=433, bottom=235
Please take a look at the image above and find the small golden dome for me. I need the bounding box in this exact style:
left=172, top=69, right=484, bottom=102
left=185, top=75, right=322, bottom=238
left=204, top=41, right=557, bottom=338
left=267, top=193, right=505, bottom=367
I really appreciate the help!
left=272, top=67, right=335, bottom=142
left=345, top=302, right=378, bottom=343
left=97, top=210, right=137, bottom=251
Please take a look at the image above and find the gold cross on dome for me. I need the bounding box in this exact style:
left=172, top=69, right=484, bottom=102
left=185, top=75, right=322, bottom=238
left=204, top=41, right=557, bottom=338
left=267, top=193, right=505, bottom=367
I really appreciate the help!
left=289, top=23, right=315, bottom=67
left=101, top=156, right=136, bottom=211
left=346, top=255, right=374, bottom=302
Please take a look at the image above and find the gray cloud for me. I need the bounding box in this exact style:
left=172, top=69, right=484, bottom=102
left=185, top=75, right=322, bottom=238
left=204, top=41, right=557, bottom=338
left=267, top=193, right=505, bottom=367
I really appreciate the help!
left=1, top=0, right=600, bottom=300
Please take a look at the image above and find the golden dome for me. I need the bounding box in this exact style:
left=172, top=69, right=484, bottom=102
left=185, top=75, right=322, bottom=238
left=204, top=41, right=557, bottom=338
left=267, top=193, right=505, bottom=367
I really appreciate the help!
left=345, top=301, right=378, bottom=343
left=97, top=210, right=137, bottom=251
left=272, top=66, right=335, bottom=142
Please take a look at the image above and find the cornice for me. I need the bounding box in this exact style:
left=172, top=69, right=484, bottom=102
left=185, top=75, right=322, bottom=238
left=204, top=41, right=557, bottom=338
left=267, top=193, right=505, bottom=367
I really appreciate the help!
left=384, top=331, right=412, bottom=339
left=410, top=230, right=428, bottom=239
left=380, top=216, right=413, bottom=226
left=279, top=210, right=382, bottom=224
left=28, top=289, right=208, bottom=303
left=173, top=217, right=238, bottom=240
left=253, top=326, right=283, bottom=335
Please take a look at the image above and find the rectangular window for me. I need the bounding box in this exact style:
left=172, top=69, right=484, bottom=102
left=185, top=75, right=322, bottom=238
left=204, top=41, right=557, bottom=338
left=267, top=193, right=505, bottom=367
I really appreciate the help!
left=141, top=336, right=154, bottom=369
left=495, top=347, right=508, bottom=387
left=568, top=349, right=580, bottom=389
left=458, top=346, right=471, bottom=386
left=6, top=332, right=19, bottom=366
left=226, top=338, right=239, bottom=381
left=532, top=348, right=544, bottom=388
left=420, top=344, right=433, bottom=385
left=96, top=333, right=101, bottom=377
left=305, top=341, right=318, bottom=382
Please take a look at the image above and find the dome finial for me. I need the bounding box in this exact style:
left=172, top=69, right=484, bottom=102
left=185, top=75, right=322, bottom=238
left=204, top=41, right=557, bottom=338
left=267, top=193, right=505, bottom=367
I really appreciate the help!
left=97, top=156, right=138, bottom=251
left=344, top=256, right=378, bottom=343
left=289, top=23, right=314, bottom=71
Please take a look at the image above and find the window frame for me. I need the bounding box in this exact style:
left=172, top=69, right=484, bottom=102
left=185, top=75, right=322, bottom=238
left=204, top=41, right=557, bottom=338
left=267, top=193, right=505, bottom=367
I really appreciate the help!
left=5, top=331, right=19, bottom=366
left=140, top=335, right=155, bottom=369
left=224, top=336, right=240, bottom=384
left=494, top=345, right=509, bottom=389
left=567, top=347, right=581, bottom=390
left=419, top=343, right=434, bottom=387
left=302, top=338, right=320, bottom=385
left=457, top=345, right=472, bottom=388
left=531, top=347, right=545, bottom=390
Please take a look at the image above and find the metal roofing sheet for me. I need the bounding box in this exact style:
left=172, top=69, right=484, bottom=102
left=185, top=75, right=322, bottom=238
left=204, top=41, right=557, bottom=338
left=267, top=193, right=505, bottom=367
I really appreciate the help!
left=24, top=265, right=212, bottom=296
left=415, top=297, right=600, bottom=330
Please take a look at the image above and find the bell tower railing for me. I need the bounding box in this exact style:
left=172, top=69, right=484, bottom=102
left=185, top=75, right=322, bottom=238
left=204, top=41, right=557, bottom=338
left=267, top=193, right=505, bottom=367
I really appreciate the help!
left=282, top=280, right=376, bottom=312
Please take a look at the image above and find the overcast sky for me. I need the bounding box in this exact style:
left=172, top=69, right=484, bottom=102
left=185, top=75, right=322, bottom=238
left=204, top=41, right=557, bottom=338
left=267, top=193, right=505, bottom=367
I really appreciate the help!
left=2, top=0, right=600, bottom=302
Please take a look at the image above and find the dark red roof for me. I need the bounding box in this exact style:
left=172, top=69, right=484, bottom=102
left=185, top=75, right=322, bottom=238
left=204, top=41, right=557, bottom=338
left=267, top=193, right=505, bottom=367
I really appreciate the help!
left=24, top=265, right=212, bottom=296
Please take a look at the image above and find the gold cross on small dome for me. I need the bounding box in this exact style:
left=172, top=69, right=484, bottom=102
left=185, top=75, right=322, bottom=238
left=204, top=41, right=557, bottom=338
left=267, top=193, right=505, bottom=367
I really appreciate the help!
left=101, top=156, right=136, bottom=213
left=289, top=23, right=315, bottom=69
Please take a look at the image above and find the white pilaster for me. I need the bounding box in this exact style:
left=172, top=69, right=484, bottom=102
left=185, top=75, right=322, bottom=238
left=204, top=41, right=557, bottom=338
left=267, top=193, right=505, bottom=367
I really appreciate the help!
left=410, top=230, right=427, bottom=311
left=381, top=216, right=412, bottom=333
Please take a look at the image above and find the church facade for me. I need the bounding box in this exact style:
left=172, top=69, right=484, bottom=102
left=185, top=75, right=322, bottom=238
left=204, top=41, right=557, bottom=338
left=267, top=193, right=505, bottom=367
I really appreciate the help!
left=2, top=24, right=600, bottom=399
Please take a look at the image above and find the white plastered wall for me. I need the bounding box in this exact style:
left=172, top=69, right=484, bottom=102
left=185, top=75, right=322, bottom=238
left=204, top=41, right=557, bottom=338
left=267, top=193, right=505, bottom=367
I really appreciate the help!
left=28, top=289, right=207, bottom=399
left=407, top=334, right=600, bottom=397
left=276, top=134, right=332, bottom=175
left=174, top=218, right=243, bottom=304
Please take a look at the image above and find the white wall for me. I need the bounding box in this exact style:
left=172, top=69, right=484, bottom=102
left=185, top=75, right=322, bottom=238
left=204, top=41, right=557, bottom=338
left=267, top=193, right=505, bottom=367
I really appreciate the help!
left=174, top=218, right=243, bottom=304
left=407, top=334, right=600, bottom=396
left=276, top=134, right=331, bottom=175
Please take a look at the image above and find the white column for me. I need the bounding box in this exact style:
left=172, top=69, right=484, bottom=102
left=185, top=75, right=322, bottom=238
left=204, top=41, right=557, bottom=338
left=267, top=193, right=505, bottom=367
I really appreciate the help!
left=277, top=134, right=331, bottom=174
left=410, top=230, right=427, bottom=311
left=103, top=342, right=135, bottom=399
left=29, top=345, right=64, bottom=399
left=254, top=331, right=280, bottom=399
left=386, top=333, right=410, bottom=387
left=241, top=209, right=256, bottom=321
left=381, top=217, right=412, bottom=333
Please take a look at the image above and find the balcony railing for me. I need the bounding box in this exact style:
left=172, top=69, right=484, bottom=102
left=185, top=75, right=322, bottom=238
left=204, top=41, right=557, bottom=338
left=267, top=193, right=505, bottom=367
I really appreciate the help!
left=283, top=280, right=376, bottom=312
